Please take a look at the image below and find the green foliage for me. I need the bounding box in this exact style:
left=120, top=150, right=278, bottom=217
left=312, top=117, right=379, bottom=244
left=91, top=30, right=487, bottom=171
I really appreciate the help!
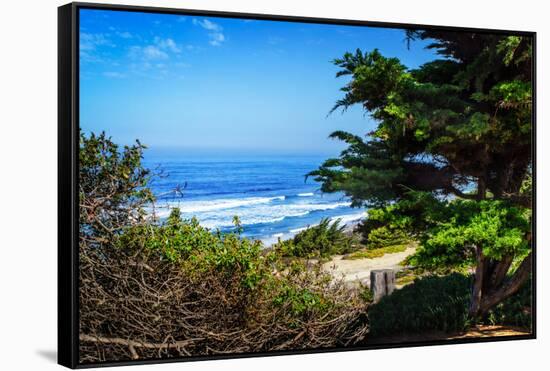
left=368, top=273, right=532, bottom=336
left=312, top=33, right=532, bottom=209
left=369, top=274, right=472, bottom=336
left=356, top=190, right=440, bottom=246
left=330, top=49, right=409, bottom=115
left=275, top=218, right=360, bottom=258
left=406, top=197, right=531, bottom=270
left=345, top=244, right=408, bottom=260
left=78, top=133, right=371, bottom=362
left=79, top=131, right=154, bottom=237
left=116, top=209, right=363, bottom=317
left=352, top=191, right=531, bottom=273
left=497, top=36, right=531, bottom=67
left=272, top=284, right=329, bottom=317
left=520, top=170, right=532, bottom=198
left=359, top=286, right=374, bottom=303
left=364, top=226, right=408, bottom=248
left=395, top=273, right=417, bottom=286
left=366, top=226, right=406, bottom=247
left=307, top=132, right=404, bottom=207
left=118, top=209, right=267, bottom=289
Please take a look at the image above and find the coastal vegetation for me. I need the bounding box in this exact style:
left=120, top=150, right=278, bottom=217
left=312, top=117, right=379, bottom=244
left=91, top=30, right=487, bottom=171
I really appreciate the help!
left=78, top=29, right=533, bottom=363
left=274, top=218, right=360, bottom=258
left=344, top=243, right=409, bottom=260
left=308, top=31, right=533, bottom=319
left=79, top=133, right=368, bottom=363
left=368, top=274, right=532, bottom=337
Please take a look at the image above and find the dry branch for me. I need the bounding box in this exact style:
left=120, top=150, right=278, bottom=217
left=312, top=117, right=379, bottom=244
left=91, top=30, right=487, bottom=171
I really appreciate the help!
left=79, top=233, right=368, bottom=363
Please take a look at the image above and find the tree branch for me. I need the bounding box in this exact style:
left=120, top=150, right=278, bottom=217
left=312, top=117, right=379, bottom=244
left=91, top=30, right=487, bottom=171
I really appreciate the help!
left=469, top=245, right=485, bottom=317
left=80, top=334, right=204, bottom=360
left=480, top=252, right=532, bottom=314
left=448, top=186, right=479, bottom=200
left=489, top=255, right=514, bottom=288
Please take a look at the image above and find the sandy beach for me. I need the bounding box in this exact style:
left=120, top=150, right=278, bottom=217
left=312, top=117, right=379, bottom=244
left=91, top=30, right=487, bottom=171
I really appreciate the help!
left=323, top=245, right=417, bottom=287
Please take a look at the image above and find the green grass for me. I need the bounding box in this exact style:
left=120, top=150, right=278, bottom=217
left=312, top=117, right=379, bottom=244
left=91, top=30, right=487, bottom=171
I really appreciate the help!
left=344, top=243, right=408, bottom=260
left=395, top=274, right=417, bottom=286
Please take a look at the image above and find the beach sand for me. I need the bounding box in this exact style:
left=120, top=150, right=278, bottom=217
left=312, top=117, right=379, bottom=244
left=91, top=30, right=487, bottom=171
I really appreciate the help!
left=322, top=246, right=417, bottom=287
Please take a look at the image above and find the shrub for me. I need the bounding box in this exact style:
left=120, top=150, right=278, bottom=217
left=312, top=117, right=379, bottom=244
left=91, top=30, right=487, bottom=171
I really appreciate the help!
left=356, top=206, right=410, bottom=249
left=80, top=209, right=369, bottom=363
left=78, top=133, right=370, bottom=363
left=116, top=209, right=268, bottom=289
left=275, top=218, right=360, bottom=258
left=79, top=131, right=154, bottom=238
left=365, top=226, right=408, bottom=248
left=367, top=273, right=532, bottom=337
left=368, top=274, right=472, bottom=336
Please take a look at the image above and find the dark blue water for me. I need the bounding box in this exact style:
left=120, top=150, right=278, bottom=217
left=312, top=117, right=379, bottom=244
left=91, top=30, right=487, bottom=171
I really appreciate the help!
left=144, top=153, right=364, bottom=245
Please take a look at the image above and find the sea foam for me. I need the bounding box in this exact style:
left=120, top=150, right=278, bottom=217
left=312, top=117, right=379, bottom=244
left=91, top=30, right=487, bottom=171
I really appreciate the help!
left=159, top=195, right=286, bottom=213
left=153, top=197, right=352, bottom=229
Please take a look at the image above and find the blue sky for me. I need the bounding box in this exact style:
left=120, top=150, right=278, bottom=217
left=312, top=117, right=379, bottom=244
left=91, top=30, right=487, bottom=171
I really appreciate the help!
left=80, top=8, right=439, bottom=156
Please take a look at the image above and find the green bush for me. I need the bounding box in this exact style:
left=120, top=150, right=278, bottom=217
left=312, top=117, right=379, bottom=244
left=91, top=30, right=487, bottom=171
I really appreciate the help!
left=365, top=226, right=408, bottom=248
left=79, top=131, right=154, bottom=238
left=117, top=209, right=275, bottom=289
left=79, top=132, right=371, bottom=363
left=275, top=218, right=359, bottom=258
left=368, top=273, right=532, bottom=337
left=81, top=208, right=369, bottom=362
left=356, top=207, right=411, bottom=248
left=369, top=273, right=472, bottom=336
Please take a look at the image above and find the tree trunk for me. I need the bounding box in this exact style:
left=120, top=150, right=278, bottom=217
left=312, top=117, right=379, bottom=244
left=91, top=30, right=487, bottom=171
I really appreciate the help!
left=477, top=177, right=487, bottom=200
left=479, top=252, right=532, bottom=315
left=469, top=245, right=485, bottom=317
left=469, top=252, right=532, bottom=319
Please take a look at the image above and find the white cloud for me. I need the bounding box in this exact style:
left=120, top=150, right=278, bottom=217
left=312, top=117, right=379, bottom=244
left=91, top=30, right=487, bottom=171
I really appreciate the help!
left=192, top=18, right=226, bottom=46
left=154, top=37, right=181, bottom=53
left=80, top=33, right=112, bottom=51
left=192, top=18, right=222, bottom=32
left=80, top=33, right=115, bottom=63
left=142, top=45, right=169, bottom=60
left=129, top=37, right=182, bottom=61
left=125, top=37, right=189, bottom=79
left=209, top=33, right=225, bottom=46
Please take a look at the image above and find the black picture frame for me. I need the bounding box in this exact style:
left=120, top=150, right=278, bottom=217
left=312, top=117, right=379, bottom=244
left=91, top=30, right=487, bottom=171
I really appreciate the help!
left=58, top=2, right=537, bottom=368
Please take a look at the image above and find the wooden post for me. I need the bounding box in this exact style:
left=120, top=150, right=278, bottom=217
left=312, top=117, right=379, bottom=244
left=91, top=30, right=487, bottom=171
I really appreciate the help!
left=370, top=269, right=396, bottom=303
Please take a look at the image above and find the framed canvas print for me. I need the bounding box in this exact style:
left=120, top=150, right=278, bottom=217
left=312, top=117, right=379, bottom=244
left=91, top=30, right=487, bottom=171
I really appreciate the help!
left=58, top=2, right=536, bottom=368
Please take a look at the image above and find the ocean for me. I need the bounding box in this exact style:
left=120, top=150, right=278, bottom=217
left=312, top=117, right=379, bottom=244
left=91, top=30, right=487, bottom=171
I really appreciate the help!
left=143, top=153, right=365, bottom=245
